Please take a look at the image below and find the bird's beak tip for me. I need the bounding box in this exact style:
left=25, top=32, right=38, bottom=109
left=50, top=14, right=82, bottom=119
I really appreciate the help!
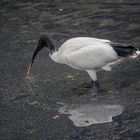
left=25, top=63, right=32, bottom=79
left=25, top=75, right=29, bottom=79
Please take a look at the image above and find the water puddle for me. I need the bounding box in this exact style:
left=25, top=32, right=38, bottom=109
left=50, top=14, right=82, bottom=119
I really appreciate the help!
left=58, top=103, right=123, bottom=127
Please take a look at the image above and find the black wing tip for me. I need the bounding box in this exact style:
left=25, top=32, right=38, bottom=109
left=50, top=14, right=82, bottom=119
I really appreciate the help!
left=110, top=42, right=137, bottom=57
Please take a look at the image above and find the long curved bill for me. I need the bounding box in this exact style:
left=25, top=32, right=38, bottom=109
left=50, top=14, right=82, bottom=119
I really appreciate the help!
left=25, top=43, right=44, bottom=79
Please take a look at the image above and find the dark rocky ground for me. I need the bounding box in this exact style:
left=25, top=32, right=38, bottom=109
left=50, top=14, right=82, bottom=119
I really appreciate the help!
left=0, top=0, right=140, bottom=139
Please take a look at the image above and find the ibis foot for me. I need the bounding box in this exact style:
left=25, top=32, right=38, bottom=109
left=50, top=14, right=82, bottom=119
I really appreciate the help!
left=90, top=80, right=100, bottom=96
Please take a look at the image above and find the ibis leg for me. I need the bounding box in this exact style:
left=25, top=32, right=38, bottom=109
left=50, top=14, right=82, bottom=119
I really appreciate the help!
left=90, top=80, right=100, bottom=95
left=86, top=70, right=100, bottom=95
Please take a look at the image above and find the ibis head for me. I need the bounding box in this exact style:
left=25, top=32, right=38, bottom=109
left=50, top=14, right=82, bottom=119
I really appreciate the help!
left=31, top=36, right=55, bottom=67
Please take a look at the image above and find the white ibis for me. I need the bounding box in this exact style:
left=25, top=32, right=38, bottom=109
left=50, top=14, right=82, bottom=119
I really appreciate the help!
left=26, top=36, right=140, bottom=95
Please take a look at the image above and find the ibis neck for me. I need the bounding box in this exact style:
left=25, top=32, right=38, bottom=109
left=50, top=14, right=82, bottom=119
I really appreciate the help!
left=49, top=51, right=63, bottom=64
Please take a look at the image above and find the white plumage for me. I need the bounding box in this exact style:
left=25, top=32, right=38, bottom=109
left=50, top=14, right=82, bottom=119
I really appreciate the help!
left=27, top=36, right=140, bottom=95
left=50, top=37, right=118, bottom=71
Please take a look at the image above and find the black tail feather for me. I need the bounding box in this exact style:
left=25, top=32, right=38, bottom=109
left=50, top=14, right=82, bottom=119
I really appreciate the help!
left=110, top=42, right=137, bottom=57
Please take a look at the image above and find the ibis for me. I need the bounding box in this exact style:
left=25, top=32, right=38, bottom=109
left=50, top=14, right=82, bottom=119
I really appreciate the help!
left=26, top=36, right=140, bottom=95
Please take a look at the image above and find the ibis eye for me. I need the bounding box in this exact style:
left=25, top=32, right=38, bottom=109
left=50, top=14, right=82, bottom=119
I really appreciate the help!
left=39, top=40, right=43, bottom=44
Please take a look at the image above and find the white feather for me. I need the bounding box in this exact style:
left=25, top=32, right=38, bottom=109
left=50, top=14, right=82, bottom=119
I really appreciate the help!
left=49, top=37, right=121, bottom=81
left=50, top=37, right=118, bottom=70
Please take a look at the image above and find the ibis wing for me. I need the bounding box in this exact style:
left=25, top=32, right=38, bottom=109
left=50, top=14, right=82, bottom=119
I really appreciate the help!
left=63, top=44, right=118, bottom=70
left=58, top=37, right=111, bottom=55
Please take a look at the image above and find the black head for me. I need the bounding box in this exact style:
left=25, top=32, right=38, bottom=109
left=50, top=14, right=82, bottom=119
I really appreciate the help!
left=31, top=36, right=55, bottom=67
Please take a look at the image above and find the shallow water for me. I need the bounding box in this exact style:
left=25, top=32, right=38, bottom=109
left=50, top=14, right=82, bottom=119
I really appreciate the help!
left=0, top=0, right=140, bottom=140
left=59, top=103, right=123, bottom=127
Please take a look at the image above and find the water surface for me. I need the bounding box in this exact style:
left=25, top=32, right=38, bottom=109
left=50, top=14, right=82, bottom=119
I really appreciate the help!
left=0, top=0, right=140, bottom=140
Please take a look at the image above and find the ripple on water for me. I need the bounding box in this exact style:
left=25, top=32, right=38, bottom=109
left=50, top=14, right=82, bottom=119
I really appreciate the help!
left=58, top=103, right=123, bottom=127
